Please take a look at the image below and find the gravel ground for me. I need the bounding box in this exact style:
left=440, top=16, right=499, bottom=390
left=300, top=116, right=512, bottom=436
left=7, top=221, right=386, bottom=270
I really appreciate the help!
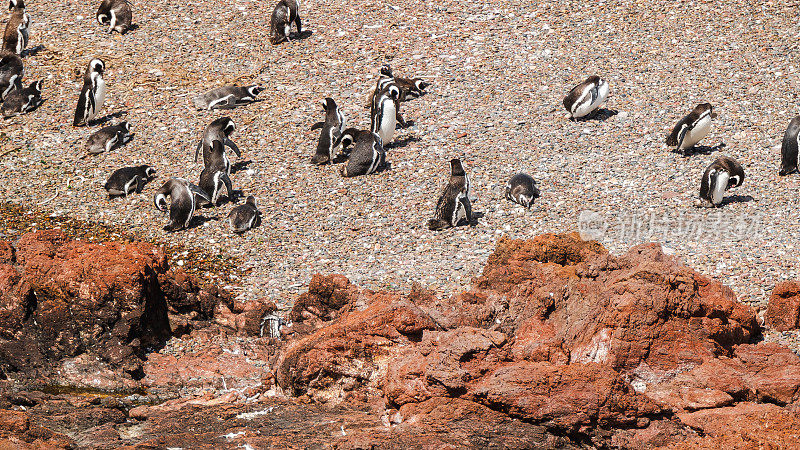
left=1, top=0, right=799, bottom=318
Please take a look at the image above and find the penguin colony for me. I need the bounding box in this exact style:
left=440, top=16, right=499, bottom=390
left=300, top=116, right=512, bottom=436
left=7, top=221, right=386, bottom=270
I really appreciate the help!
left=5, top=0, right=797, bottom=240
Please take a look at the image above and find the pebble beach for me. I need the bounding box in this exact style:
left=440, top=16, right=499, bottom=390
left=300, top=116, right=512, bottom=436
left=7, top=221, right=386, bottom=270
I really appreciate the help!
left=1, top=0, right=798, bottom=319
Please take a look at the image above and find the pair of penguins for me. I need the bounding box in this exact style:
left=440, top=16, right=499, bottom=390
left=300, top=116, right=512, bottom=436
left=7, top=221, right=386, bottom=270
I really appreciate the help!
left=151, top=118, right=260, bottom=233
left=564, top=76, right=745, bottom=208
left=310, top=65, right=428, bottom=177
left=0, top=0, right=41, bottom=118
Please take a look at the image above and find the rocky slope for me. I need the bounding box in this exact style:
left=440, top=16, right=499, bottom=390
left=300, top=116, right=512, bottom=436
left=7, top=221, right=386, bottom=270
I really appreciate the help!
left=1, top=232, right=800, bottom=448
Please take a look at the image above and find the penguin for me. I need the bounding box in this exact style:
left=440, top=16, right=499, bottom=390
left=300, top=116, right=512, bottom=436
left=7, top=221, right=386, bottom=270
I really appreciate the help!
left=195, top=117, right=240, bottom=167
left=1, top=78, right=39, bottom=117
left=505, top=173, right=539, bottom=208
left=666, top=103, right=715, bottom=155
left=154, top=177, right=210, bottom=231
left=697, top=156, right=744, bottom=208
left=428, top=158, right=473, bottom=231
left=269, top=0, right=301, bottom=45
left=197, top=140, right=233, bottom=205
left=192, top=85, right=263, bottom=110
left=104, top=165, right=155, bottom=198
left=2, top=8, right=29, bottom=55
left=86, top=121, right=132, bottom=155
left=0, top=52, right=22, bottom=101
left=73, top=58, right=107, bottom=127
left=96, top=0, right=133, bottom=34
left=310, top=97, right=345, bottom=165
left=779, top=116, right=800, bottom=176
left=370, top=83, right=402, bottom=146
left=563, top=75, right=609, bottom=120
left=394, top=76, right=429, bottom=102
left=339, top=128, right=386, bottom=177
left=228, top=195, right=260, bottom=233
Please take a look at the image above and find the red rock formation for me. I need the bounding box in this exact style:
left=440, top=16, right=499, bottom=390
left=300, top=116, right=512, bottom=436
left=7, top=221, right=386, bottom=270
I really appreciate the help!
left=765, top=281, right=800, bottom=331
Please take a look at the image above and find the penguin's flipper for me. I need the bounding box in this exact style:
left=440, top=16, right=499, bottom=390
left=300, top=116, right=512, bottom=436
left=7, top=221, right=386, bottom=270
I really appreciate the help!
left=221, top=173, right=234, bottom=202
left=395, top=111, right=408, bottom=128
left=194, top=141, right=202, bottom=162
left=676, top=125, right=689, bottom=150
left=225, top=138, right=241, bottom=157
left=310, top=121, right=324, bottom=131
left=463, top=197, right=474, bottom=226
left=135, top=175, right=145, bottom=193
left=189, top=183, right=211, bottom=203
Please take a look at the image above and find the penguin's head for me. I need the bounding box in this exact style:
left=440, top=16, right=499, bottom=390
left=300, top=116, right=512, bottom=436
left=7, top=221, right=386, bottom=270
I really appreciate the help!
left=414, top=79, right=429, bottom=91
left=222, top=117, right=236, bottom=136
left=8, top=0, right=23, bottom=11
left=586, top=75, right=602, bottom=85
left=380, top=64, right=393, bottom=78
left=29, top=79, right=41, bottom=94
left=246, top=195, right=257, bottom=208
left=154, top=193, right=168, bottom=212
left=246, top=85, right=263, bottom=98
left=388, top=85, right=400, bottom=100
left=322, top=97, right=337, bottom=112
left=449, top=158, right=465, bottom=177
left=142, top=165, right=156, bottom=178
left=340, top=128, right=359, bottom=150
left=697, top=103, right=716, bottom=119
left=117, top=121, right=130, bottom=133
left=89, top=59, right=105, bottom=75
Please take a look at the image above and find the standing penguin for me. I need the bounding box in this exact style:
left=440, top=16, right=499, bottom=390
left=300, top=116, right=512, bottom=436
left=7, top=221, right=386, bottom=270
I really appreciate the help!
left=228, top=195, right=260, bottom=233
left=505, top=173, right=539, bottom=208
left=104, top=165, right=155, bottom=197
left=73, top=58, right=106, bottom=127
left=86, top=121, right=132, bottom=154
left=1, top=78, right=40, bottom=117
left=195, top=117, right=240, bottom=167
left=310, top=97, right=345, bottom=165
left=697, top=156, right=745, bottom=208
left=428, top=158, right=474, bottom=231
left=154, top=177, right=210, bottom=231
left=666, top=103, right=715, bottom=156
left=192, top=85, right=263, bottom=110
left=371, top=83, right=403, bottom=146
left=2, top=7, right=29, bottom=55
left=0, top=52, right=22, bottom=101
left=563, top=76, right=609, bottom=120
left=269, top=0, right=301, bottom=45
left=339, top=128, right=386, bottom=177
left=198, top=140, right=233, bottom=205
left=779, top=116, right=800, bottom=176
left=96, top=0, right=133, bottom=34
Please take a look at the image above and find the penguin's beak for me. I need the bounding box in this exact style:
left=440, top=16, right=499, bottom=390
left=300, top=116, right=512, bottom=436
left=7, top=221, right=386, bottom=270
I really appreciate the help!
left=710, top=112, right=718, bottom=119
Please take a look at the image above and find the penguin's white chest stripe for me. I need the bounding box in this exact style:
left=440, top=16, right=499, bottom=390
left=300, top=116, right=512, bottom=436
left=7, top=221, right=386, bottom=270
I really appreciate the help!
left=453, top=192, right=467, bottom=225
left=712, top=171, right=729, bottom=205
left=379, top=98, right=396, bottom=143
left=124, top=176, right=138, bottom=195
left=208, top=94, right=235, bottom=110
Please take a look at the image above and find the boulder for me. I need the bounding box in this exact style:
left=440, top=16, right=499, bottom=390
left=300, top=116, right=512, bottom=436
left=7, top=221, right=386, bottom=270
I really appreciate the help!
left=765, top=281, right=800, bottom=331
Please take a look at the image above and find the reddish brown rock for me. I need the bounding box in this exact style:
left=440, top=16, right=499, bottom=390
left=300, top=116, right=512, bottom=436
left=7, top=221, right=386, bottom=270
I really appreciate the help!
left=765, top=281, right=800, bottom=331
left=672, top=402, right=800, bottom=448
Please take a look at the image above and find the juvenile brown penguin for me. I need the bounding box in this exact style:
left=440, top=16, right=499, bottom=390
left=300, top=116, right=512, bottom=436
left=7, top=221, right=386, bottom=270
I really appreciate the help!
left=1, top=78, right=39, bottom=117
left=428, top=158, right=473, bottom=231
left=2, top=8, right=29, bottom=55
left=0, top=52, right=22, bottom=101
left=96, top=0, right=133, bottom=34
left=697, top=156, right=744, bottom=208
left=228, top=195, right=260, bottom=233
left=269, top=0, right=301, bottom=45
left=505, top=173, right=539, bottom=208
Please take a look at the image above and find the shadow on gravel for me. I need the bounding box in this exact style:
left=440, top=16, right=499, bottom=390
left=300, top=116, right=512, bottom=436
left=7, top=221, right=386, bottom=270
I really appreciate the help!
left=679, top=142, right=726, bottom=157
left=186, top=215, right=220, bottom=229
left=293, top=30, right=313, bottom=41
left=22, top=45, right=45, bottom=57
left=90, top=111, right=128, bottom=126
left=388, top=135, right=422, bottom=149
left=573, top=108, right=618, bottom=122
left=721, top=194, right=755, bottom=206
left=231, top=160, right=252, bottom=174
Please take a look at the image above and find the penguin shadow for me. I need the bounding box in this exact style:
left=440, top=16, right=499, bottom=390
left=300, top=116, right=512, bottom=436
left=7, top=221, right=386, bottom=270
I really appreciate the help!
left=292, top=30, right=313, bottom=41
left=572, top=108, right=618, bottom=122
left=90, top=110, right=128, bottom=126
left=22, top=45, right=45, bottom=58
left=679, top=142, right=726, bottom=157
left=466, top=211, right=485, bottom=227
left=185, top=215, right=220, bottom=230
left=231, top=160, right=252, bottom=174
left=387, top=135, right=422, bottom=150
left=721, top=194, right=755, bottom=206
